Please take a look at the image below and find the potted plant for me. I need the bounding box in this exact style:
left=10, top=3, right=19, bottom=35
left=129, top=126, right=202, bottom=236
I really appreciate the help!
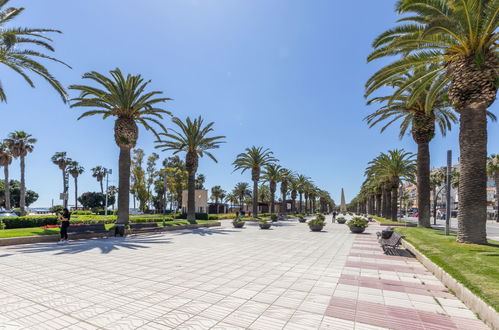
left=232, top=217, right=245, bottom=228
left=270, top=214, right=278, bottom=222
left=347, top=217, right=369, bottom=234
left=308, top=214, right=326, bottom=232
left=259, top=220, right=271, bottom=229
left=298, top=215, right=306, bottom=223
left=336, top=217, right=347, bottom=224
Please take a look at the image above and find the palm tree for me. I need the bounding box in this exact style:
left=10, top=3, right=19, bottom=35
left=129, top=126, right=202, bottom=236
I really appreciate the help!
left=5, top=131, right=36, bottom=215
left=67, top=161, right=84, bottom=210
left=0, top=142, right=12, bottom=209
left=51, top=152, right=72, bottom=209
left=487, top=155, right=499, bottom=221
left=69, top=68, right=172, bottom=225
left=156, top=116, right=225, bottom=223
left=210, top=185, right=225, bottom=214
left=195, top=174, right=206, bottom=189
left=430, top=167, right=446, bottom=222
left=367, top=150, right=416, bottom=222
left=294, top=174, right=310, bottom=213
left=225, top=192, right=239, bottom=213
left=0, top=1, right=69, bottom=102
left=262, top=163, right=282, bottom=214
left=91, top=166, right=107, bottom=193
left=366, top=67, right=458, bottom=227
left=289, top=177, right=299, bottom=212
left=279, top=168, right=292, bottom=214
left=233, top=182, right=251, bottom=212
left=233, top=147, right=277, bottom=217
left=367, top=0, right=498, bottom=243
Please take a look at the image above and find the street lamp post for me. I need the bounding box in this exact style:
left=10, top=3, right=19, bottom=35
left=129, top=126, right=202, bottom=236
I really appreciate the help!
left=104, top=168, right=112, bottom=216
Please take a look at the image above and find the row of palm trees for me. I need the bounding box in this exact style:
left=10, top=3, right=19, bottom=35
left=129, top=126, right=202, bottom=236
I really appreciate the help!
left=352, top=149, right=416, bottom=220
left=232, top=146, right=334, bottom=217
left=364, top=0, right=498, bottom=245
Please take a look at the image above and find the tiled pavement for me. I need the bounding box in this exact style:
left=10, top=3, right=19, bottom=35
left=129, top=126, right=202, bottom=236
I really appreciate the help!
left=0, top=216, right=489, bottom=329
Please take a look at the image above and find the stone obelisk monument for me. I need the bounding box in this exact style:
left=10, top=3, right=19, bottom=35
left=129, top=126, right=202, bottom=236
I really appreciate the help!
left=340, top=188, right=347, bottom=212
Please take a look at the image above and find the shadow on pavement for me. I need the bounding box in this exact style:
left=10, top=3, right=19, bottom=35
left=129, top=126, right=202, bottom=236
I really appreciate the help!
left=6, top=235, right=171, bottom=256
left=172, top=227, right=238, bottom=237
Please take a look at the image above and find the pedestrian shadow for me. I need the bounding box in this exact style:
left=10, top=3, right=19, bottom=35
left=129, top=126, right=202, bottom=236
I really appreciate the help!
left=5, top=235, right=171, bottom=256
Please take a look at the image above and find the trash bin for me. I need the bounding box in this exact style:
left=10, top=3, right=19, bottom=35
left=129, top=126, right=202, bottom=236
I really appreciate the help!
left=114, top=224, right=125, bottom=237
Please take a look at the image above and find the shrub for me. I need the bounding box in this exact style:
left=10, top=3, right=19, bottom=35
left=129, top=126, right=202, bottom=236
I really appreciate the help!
left=0, top=220, right=5, bottom=230
left=1, top=216, right=58, bottom=229
left=270, top=214, right=278, bottom=221
left=71, top=210, right=92, bottom=215
left=208, top=215, right=219, bottom=220
left=336, top=217, right=347, bottom=224
left=308, top=216, right=326, bottom=227
left=97, top=210, right=117, bottom=215
left=347, top=217, right=369, bottom=229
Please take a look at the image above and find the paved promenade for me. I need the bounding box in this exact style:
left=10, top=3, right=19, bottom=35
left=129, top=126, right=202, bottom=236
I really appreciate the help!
left=0, top=216, right=489, bottom=329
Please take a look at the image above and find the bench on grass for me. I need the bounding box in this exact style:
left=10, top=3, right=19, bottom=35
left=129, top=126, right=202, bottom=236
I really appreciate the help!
left=67, top=224, right=108, bottom=238
left=129, top=222, right=160, bottom=233
left=378, top=231, right=404, bottom=251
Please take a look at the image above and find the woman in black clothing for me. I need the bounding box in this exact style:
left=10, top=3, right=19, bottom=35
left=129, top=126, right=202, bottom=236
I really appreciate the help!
left=58, top=208, right=70, bottom=244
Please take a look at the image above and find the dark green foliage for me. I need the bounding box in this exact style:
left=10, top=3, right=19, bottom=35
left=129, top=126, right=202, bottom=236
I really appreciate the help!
left=176, top=213, right=209, bottom=220
left=0, top=180, right=38, bottom=208
left=78, top=192, right=116, bottom=210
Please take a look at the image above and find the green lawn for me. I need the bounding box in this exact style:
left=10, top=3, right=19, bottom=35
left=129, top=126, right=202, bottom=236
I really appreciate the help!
left=395, top=227, right=499, bottom=312
left=0, top=220, right=217, bottom=239
left=371, top=215, right=413, bottom=225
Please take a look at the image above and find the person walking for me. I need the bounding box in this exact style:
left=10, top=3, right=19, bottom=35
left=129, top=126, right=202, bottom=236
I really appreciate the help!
left=58, top=208, right=71, bottom=244
left=332, top=210, right=337, bottom=223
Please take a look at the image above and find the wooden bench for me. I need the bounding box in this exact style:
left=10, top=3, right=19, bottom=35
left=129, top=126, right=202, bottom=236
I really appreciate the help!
left=67, top=224, right=108, bottom=238
left=378, top=231, right=404, bottom=252
left=129, top=222, right=160, bottom=233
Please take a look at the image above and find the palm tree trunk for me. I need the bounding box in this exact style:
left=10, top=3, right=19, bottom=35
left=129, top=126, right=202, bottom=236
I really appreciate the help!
left=391, top=184, right=398, bottom=222
left=381, top=189, right=387, bottom=218
left=252, top=179, right=258, bottom=216
left=386, top=188, right=392, bottom=220
left=291, top=197, right=296, bottom=212
left=376, top=194, right=381, bottom=217
left=417, top=142, right=431, bottom=227
left=117, top=147, right=131, bottom=224
left=282, top=190, right=286, bottom=214
left=4, top=165, right=10, bottom=210
left=432, top=187, right=437, bottom=224
left=19, top=155, right=26, bottom=215
left=299, top=193, right=303, bottom=213
left=270, top=185, right=275, bottom=214
left=187, top=170, right=196, bottom=223
left=457, top=105, right=487, bottom=244
left=62, top=169, right=68, bottom=209
left=100, top=180, right=104, bottom=194
left=74, top=177, right=78, bottom=209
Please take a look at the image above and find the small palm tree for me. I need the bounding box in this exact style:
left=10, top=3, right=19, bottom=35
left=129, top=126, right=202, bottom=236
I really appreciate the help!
left=67, top=161, right=84, bottom=209
left=262, top=163, right=282, bottom=214
left=225, top=192, right=239, bottom=213
left=289, top=177, right=299, bottom=212
left=5, top=131, right=36, bottom=215
left=233, top=147, right=277, bottom=217
left=233, top=182, right=251, bottom=212
left=0, top=1, right=69, bottom=102
left=278, top=168, right=293, bottom=214
left=487, top=155, right=499, bottom=220
left=367, top=0, right=498, bottom=244
left=210, top=185, right=225, bottom=214
left=91, top=166, right=107, bottom=193
left=195, top=174, right=206, bottom=189
left=0, top=142, right=12, bottom=209
left=51, top=152, right=72, bottom=208
left=156, top=116, right=225, bottom=223
left=70, top=68, right=172, bottom=224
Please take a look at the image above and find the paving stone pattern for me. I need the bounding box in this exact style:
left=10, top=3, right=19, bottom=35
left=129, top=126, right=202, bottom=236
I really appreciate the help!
left=0, top=216, right=489, bottom=329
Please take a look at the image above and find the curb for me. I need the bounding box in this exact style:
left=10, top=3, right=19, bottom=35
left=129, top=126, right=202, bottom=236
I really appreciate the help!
left=0, top=222, right=221, bottom=247
left=374, top=220, right=417, bottom=227
left=401, top=239, right=499, bottom=330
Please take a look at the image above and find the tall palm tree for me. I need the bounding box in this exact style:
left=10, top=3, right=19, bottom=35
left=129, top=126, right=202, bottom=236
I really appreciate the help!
left=69, top=68, right=172, bottom=224
left=91, top=166, right=107, bottom=193
left=0, top=142, right=12, bottom=209
left=233, top=146, right=277, bottom=217
left=367, top=0, right=498, bottom=243
left=487, top=155, right=499, bottom=220
left=67, top=161, right=84, bottom=210
left=5, top=131, right=36, bottom=215
left=367, top=150, right=416, bottom=222
left=262, top=163, right=282, bottom=214
left=0, top=1, right=69, bottom=102
left=224, top=192, right=239, bottom=213
left=366, top=67, right=458, bottom=227
left=294, top=174, right=310, bottom=213
left=156, top=116, right=225, bottom=223
left=279, top=168, right=292, bottom=214
left=51, top=152, right=71, bottom=209
left=233, top=182, right=251, bottom=212
left=210, top=185, right=225, bottom=214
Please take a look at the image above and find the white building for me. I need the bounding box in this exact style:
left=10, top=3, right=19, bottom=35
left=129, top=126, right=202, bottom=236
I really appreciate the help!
left=181, top=189, right=208, bottom=213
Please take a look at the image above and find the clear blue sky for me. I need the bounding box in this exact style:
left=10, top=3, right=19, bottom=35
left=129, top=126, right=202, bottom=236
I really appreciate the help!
left=2, top=0, right=498, bottom=208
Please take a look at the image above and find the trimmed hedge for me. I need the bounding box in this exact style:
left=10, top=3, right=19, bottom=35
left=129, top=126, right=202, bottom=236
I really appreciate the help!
left=0, top=215, right=176, bottom=228
left=175, top=213, right=209, bottom=220
left=2, top=216, right=58, bottom=229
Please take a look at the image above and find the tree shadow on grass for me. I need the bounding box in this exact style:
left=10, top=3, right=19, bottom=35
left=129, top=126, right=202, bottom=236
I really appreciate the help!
left=5, top=235, right=171, bottom=256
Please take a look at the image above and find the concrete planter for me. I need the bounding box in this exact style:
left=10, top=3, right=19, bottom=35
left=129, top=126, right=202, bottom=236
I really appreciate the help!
left=309, top=225, right=324, bottom=232
left=259, top=223, right=271, bottom=229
